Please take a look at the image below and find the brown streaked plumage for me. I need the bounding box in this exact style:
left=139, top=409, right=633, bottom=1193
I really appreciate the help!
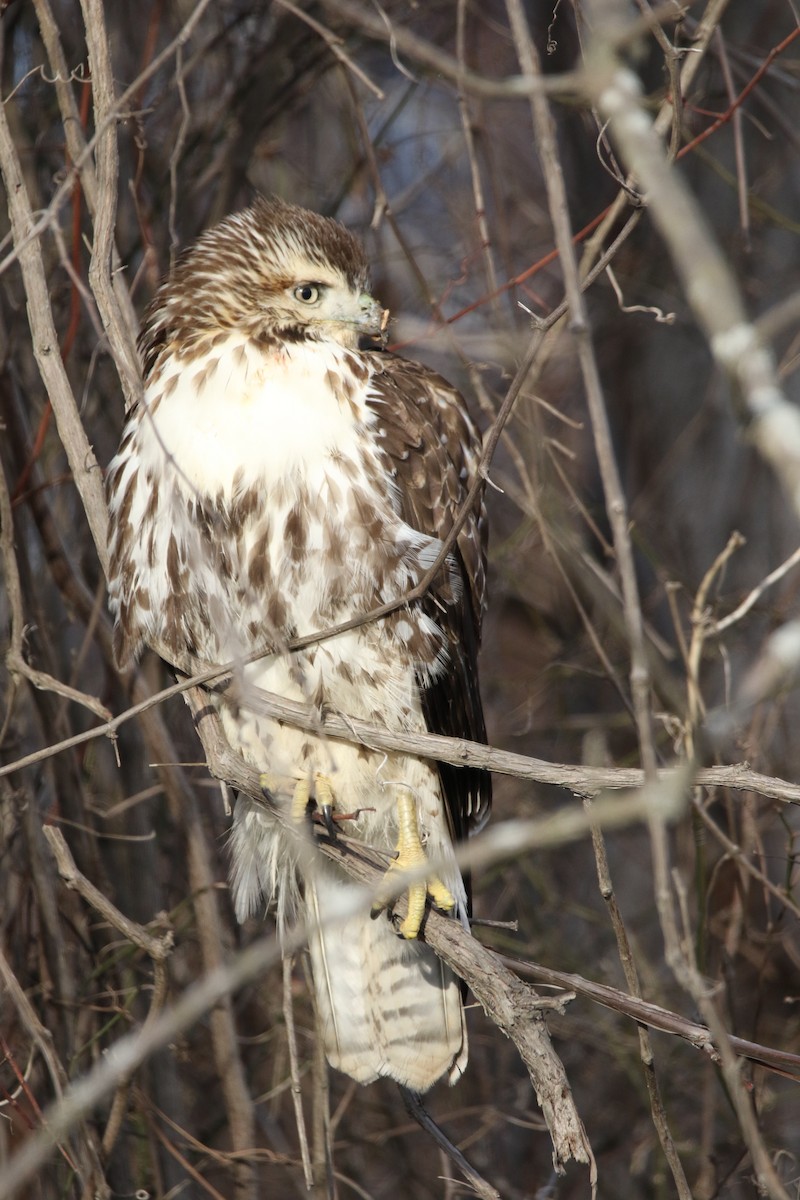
left=106, top=196, right=490, bottom=1091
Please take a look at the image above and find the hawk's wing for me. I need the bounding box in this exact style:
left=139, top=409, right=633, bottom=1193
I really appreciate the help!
left=365, top=354, right=491, bottom=844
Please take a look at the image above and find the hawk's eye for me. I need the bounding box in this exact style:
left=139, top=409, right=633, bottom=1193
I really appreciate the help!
left=294, top=283, right=321, bottom=305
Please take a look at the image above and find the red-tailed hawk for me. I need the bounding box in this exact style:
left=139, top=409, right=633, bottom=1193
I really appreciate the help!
left=106, top=197, right=490, bottom=1091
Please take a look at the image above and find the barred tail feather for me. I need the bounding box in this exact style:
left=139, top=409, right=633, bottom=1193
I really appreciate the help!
left=306, top=873, right=467, bottom=1092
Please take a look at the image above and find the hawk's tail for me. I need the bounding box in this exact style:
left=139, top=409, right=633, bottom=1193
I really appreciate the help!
left=305, top=872, right=467, bottom=1091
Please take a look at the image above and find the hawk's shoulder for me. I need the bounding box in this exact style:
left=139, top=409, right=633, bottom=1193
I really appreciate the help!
left=364, top=353, right=487, bottom=635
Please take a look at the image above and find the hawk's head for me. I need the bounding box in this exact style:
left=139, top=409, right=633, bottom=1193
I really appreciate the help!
left=140, top=196, right=387, bottom=374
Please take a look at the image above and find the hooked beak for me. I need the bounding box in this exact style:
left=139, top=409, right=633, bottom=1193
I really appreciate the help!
left=356, top=293, right=390, bottom=350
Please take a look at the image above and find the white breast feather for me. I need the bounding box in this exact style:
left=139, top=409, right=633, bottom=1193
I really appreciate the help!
left=146, top=338, right=374, bottom=494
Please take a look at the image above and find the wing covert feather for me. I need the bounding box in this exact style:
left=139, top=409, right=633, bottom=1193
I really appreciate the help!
left=365, top=354, right=491, bottom=841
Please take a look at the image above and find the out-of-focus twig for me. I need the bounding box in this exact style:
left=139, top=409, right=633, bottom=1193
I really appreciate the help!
left=317, top=0, right=581, bottom=98
left=710, top=544, right=800, bottom=636
left=504, top=1, right=686, bottom=1190
left=586, top=5, right=798, bottom=1195
left=282, top=957, right=313, bottom=1190
left=590, top=2, right=800, bottom=530
left=714, top=27, right=749, bottom=246
left=274, top=0, right=385, bottom=98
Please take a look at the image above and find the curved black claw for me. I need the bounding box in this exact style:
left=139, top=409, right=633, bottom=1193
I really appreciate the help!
left=321, top=803, right=338, bottom=840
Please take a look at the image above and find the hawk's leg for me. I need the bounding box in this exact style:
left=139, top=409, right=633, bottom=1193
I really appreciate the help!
left=372, top=789, right=455, bottom=940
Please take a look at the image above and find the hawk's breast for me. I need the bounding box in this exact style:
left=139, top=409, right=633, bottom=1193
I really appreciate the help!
left=117, top=333, right=446, bottom=682
left=143, top=336, right=377, bottom=498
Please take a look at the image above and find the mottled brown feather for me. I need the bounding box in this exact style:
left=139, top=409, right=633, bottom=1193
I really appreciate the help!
left=365, top=354, right=491, bottom=844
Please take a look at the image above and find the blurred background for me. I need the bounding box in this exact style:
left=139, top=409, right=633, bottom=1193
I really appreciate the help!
left=1, top=1, right=799, bottom=1196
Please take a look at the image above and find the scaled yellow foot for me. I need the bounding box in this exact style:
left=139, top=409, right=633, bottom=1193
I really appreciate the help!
left=372, top=789, right=455, bottom=939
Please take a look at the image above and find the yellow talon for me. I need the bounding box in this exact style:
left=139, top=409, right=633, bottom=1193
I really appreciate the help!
left=259, top=771, right=338, bottom=829
left=371, top=789, right=455, bottom=939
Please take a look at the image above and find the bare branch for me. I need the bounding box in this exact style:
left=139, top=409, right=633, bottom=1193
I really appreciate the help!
left=507, top=956, right=800, bottom=1079
left=42, top=825, right=174, bottom=960
left=80, top=0, right=141, bottom=405
left=0, top=94, right=109, bottom=571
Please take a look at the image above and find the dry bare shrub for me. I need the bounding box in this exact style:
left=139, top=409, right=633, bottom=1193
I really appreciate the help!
left=1, top=2, right=799, bottom=1197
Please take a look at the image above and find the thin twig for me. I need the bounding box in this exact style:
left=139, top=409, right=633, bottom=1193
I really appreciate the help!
left=80, top=0, right=141, bottom=404
left=0, top=92, right=109, bottom=571
left=505, top=956, right=800, bottom=1078
left=400, top=1089, right=501, bottom=1200
left=32, top=0, right=139, bottom=344
left=283, top=956, right=314, bottom=1190
left=7, top=651, right=113, bottom=725
left=714, top=26, right=750, bottom=247
left=274, top=0, right=385, bottom=98
left=710, top=543, right=800, bottom=636
left=42, top=825, right=174, bottom=959
left=584, top=793, right=693, bottom=1200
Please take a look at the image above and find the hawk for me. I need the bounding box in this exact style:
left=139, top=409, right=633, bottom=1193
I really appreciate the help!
left=106, top=197, right=490, bottom=1092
